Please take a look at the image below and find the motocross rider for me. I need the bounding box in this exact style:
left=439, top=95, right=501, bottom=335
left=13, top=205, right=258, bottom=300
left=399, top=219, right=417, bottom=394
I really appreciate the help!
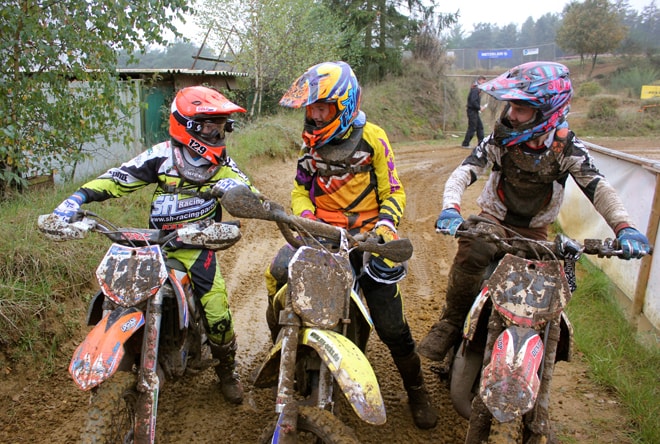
left=51, top=86, right=258, bottom=404
left=264, top=61, right=438, bottom=429
left=418, top=61, right=652, bottom=363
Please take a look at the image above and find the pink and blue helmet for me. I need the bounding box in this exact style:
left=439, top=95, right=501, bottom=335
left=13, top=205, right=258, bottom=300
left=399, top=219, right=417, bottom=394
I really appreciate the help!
left=480, top=61, right=573, bottom=147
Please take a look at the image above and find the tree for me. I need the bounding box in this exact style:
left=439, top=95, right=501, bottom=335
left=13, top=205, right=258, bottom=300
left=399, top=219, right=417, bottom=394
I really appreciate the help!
left=556, top=0, right=626, bottom=76
left=195, top=0, right=343, bottom=117
left=323, top=0, right=455, bottom=83
left=0, top=0, right=190, bottom=194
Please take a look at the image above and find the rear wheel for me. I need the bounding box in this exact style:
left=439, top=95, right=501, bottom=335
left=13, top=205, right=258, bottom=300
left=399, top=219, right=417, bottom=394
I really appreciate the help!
left=449, top=341, right=483, bottom=419
left=81, top=371, right=138, bottom=444
left=259, top=406, right=360, bottom=444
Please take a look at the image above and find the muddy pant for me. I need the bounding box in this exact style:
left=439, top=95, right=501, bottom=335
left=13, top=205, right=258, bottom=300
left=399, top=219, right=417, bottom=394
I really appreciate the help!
left=265, top=244, right=415, bottom=359
left=167, top=247, right=234, bottom=345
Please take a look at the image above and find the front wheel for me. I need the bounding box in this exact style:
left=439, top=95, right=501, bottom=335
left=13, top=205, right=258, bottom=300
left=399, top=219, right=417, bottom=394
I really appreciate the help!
left=259, top=406, right=360, bottom=444
left=489, top=417, right=523, bottom=444
left=81, top=371, right=138, bottom=444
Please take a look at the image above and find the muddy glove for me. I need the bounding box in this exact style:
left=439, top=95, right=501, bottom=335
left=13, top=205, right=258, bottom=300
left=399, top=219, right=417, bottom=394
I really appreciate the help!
left=53, top=191, right=86, bottom=223
left=616, top=227, right=651, bottom=259
left=435, top=208, right=463, bottom=236
left=366, top=220, right=407, bottom=283
left=374, top=220, right=399, bottom=242
left=300, top=210, right=317, bottom=221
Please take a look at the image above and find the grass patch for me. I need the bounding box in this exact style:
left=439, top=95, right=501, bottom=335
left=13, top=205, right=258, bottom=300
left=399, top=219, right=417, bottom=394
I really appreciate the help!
left=568, top=258, right=660, bottom=443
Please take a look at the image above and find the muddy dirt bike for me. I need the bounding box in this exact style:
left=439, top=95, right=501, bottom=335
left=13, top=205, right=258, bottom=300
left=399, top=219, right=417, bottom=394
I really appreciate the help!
left=439, top=215, right=651, bottom=444
left=37, top=206, right=242, bottom=444
left=220, top=185, right=413, bottom=444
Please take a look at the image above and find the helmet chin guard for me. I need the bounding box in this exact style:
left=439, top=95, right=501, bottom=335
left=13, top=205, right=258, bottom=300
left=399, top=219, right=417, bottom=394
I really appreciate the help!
left=172, top=142, right=221, bottom=184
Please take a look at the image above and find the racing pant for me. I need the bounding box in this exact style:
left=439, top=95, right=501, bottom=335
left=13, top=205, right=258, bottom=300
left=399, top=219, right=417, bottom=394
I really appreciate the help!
left=166, top=247, right=234, bottom=345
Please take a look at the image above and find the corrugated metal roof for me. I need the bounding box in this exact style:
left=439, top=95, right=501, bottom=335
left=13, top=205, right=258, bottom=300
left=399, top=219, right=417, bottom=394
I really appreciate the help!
left=116, top=68, right=249, bottom=77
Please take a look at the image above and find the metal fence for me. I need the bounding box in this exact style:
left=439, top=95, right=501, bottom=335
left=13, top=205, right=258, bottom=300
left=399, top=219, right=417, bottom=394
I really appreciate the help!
left=447, top=43, right=559, bottom=71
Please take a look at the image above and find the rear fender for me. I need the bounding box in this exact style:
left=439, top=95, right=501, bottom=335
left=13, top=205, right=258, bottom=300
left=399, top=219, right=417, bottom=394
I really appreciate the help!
left=301, top=328, right=386, bottom=425
left=69, top=306, right=144, bottom=391
left=251, top=340, right=283, bottom=389
left=479, top=326, right=543, bottom=422
left=463, top=286, right=490, bottom=341
left=167, top=268, right=190, bottom=330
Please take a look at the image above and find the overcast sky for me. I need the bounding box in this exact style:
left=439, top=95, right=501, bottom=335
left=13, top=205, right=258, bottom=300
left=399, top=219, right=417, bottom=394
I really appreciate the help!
left=444, top=0, right=654, bottom=33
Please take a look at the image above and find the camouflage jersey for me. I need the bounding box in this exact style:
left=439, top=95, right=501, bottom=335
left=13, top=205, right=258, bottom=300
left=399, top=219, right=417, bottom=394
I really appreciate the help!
left=76, top=141, right=256, bottom=230
left=291, top=121, right=405, bottom=233
left=443, top=126, right=632, bottom=230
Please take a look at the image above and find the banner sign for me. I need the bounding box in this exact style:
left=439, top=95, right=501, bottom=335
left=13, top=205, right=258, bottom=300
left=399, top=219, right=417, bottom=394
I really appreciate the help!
left=522, top=48, right=539, bottom=56
left=478, top=50, right=512, bottom=59
left=641, top=85, right=660, bottom=99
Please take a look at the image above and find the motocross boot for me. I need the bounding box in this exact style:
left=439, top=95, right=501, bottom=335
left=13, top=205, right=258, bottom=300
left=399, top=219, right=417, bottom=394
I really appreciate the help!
left=418, top=266, right=483, bottom=362
left=210, top=337, right=244, bottom=404
left=393, top=351, right=438, bottom=429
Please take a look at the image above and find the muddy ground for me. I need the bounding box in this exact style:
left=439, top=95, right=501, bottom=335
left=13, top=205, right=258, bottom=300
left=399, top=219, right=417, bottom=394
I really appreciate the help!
left=1, top=136, right=657, bottom=443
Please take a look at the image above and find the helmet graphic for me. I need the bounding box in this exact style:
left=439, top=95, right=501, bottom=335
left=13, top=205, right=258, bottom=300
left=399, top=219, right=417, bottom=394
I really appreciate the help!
left=480, top=61, right=573, bottom=147
left=169, top=86, right=246, bottom=164
left=279, top=61, right=361, bottom=148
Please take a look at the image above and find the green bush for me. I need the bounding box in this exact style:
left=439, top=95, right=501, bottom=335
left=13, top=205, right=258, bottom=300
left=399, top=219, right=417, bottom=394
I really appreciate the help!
left=609, top=65, right=660, bottom=98
left=577, top=81, right=602, bottom=98
left=587, top=95, right=619, bottom=119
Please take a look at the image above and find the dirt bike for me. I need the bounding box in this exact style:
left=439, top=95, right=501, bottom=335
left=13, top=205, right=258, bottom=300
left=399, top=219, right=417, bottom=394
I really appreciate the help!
left=37, top=208, right=242, bottom=444
left=220, top=185, right=414, bottom=444
left=441, top=215, right=651, bottom=444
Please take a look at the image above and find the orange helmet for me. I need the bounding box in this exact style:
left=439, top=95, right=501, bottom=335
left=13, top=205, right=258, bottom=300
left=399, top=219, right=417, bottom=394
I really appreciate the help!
left=169, top=86, right=246, bottom=164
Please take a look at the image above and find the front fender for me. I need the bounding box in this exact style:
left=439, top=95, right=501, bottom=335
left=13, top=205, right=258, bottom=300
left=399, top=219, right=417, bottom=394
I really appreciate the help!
left=301, top=328, right=386, bottom=425
left=69, top=306, right=144, bottom=391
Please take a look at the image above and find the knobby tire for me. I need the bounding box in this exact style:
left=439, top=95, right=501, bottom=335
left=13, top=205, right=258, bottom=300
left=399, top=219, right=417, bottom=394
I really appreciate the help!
left=81, top=371, right=138, bottom=444
left=488, top=417, right=523, bottom=444
left=259, top=405, right=360, bottom=444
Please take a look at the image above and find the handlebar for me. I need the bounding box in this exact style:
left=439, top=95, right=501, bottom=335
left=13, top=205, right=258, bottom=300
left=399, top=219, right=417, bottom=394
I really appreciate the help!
left=220, top=185, right=413, bottom=263
left=37, top=211, right=242, bottom=250
left=456, top=215, right=649, bottom=260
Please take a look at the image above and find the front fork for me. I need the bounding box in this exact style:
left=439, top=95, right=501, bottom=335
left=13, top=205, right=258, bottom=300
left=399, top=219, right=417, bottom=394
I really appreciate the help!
left=273, top=306, right=301, bottom=444
left=465, top=308, right=561, bottom=444
left=134, top=286, right=165, bottom=444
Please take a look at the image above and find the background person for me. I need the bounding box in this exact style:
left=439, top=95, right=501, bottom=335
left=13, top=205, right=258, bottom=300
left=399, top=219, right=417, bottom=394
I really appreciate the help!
left=51, top=86, right=259, bottom=404
left=461, top=75, right=487, bottom=148
left=418, top=61, right=651, bottom=363
left=264, top=61, right=438, bottom=429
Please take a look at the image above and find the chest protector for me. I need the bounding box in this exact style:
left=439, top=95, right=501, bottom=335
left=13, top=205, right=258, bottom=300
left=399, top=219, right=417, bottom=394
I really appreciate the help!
left=497, top=128, right=571, bottom=219
left=313, top=126, right=373, bottom=177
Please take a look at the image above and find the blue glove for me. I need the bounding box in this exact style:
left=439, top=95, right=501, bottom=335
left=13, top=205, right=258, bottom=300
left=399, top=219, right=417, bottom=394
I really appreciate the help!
left=435, top=208, right=464, bottom=236
left=617, top=227, right=651, bottom=259
left=53, top=191, right=86, bottom=223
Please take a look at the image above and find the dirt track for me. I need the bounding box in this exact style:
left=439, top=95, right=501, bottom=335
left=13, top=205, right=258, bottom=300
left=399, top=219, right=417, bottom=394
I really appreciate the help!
left=1, top=139, right=651, bottom=443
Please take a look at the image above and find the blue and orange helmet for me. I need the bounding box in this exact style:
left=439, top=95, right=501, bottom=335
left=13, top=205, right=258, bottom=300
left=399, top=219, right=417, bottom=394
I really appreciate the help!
left=480, top=61, right=573, bottom=147
left=279, top=61, right=362, bottom=149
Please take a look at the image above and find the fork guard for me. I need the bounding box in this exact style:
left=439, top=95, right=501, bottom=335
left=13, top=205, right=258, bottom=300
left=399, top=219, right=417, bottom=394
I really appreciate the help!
left=479, top=326, right=543, bottom=423
left=69, top=306, right=144, bottom=391
left=252, top=327, right=386, bottom=426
